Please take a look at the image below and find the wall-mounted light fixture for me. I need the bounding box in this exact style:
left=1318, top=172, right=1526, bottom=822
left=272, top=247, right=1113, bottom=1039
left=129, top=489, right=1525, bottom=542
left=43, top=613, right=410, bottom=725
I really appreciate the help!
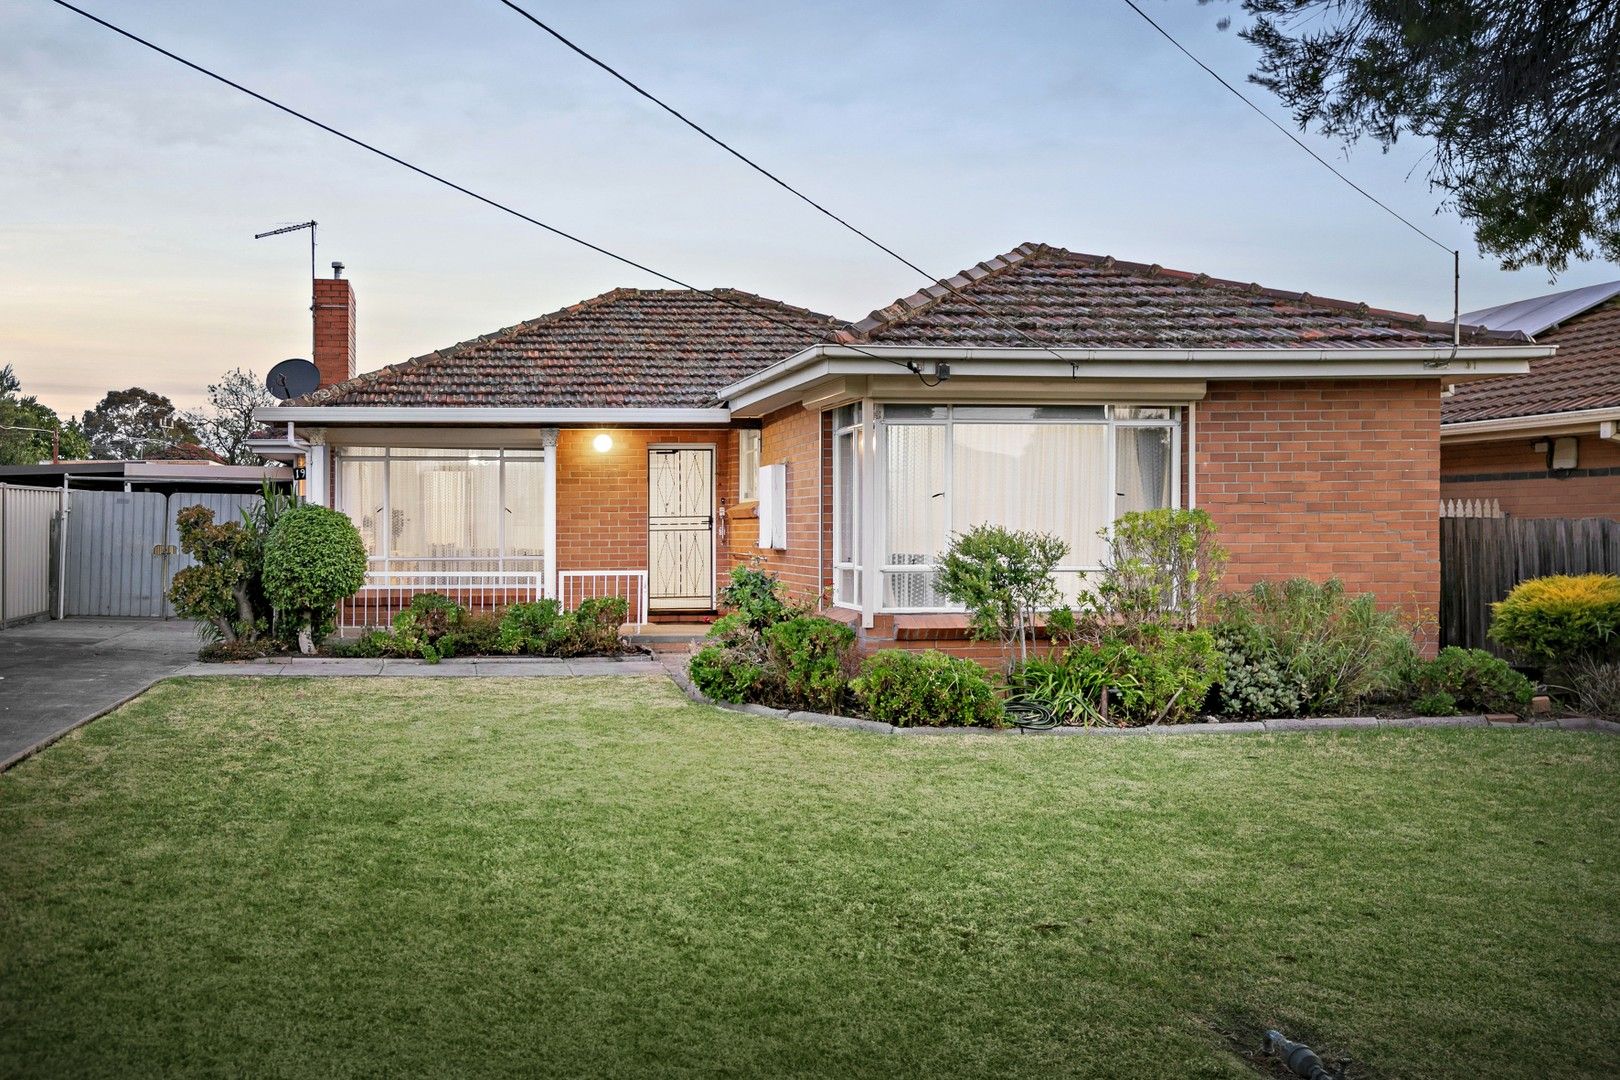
left=592, top=432, right=614, bottom=453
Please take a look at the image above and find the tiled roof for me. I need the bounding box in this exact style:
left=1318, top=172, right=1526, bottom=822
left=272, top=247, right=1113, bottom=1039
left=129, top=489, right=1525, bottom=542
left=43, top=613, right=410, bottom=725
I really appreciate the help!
left=841, top=242, right=1521, bottom=350
left=1442, top=296, right=1620, bottom=424
left=293, top=288, right=840, bottom=408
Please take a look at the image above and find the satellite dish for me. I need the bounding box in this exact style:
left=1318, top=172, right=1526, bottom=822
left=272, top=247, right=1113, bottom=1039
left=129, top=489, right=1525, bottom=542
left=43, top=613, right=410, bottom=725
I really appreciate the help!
left=266, top=358, right=320, bottom=400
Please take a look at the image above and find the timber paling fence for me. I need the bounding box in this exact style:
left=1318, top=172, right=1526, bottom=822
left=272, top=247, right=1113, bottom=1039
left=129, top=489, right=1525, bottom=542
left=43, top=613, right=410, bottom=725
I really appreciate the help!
left=1440, top=516, right=1620, bottom=654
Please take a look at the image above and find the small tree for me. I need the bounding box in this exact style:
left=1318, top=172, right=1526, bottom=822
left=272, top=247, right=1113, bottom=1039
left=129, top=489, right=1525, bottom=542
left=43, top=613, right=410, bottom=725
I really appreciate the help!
left=168, top=505, right=263, bottom=644
left=935, top=524, right=1068, bottom=668
left=262, top=505, right=367, bottom=654
left=1093, top=509, right=1228, bottom=637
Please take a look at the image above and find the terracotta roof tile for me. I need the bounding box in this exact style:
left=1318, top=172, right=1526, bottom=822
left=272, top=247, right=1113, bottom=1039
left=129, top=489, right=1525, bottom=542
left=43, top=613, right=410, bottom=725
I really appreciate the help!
left=1442, top=297, right=1620, bottom=423
left=293, top=288, right=840, bottom=408
left=841, top=242, right=1520, bottom=350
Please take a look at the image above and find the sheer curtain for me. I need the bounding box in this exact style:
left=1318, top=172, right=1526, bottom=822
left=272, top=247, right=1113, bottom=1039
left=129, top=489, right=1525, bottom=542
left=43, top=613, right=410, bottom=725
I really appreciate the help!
left=1116, top=426, right=1172, bottom=515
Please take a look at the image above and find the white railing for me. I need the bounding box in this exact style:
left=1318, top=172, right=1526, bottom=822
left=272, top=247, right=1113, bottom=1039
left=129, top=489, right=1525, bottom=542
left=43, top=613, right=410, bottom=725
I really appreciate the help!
left=558, top=570, right=649, bottom=629
left=342, top=571, right=544, bottom=630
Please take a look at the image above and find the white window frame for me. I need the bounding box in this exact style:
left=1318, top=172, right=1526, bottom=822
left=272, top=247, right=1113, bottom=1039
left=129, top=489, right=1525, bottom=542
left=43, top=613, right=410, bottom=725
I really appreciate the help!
left=831, top=404, right=864, bottom=611
left=844, top=403, right=1182, bottom=615
left=737, top=429, right=761, bottom=502
left=332, top=445, right=551, bottom=576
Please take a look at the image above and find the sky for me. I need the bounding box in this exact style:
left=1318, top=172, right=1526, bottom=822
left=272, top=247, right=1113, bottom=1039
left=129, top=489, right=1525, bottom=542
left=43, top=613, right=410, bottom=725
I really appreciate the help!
left=3, top=0, right=1616, bottom=419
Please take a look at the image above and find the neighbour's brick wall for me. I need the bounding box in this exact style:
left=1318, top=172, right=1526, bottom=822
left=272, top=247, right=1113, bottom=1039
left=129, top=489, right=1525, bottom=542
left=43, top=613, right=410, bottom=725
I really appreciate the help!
left=1441, top=434, right=1620, bottom=520
left=1195, top=379, right=1441, bottom=642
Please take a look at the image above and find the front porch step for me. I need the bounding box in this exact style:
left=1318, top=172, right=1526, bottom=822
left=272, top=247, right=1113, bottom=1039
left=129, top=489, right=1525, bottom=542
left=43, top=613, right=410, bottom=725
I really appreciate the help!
left=626, top=623, right=712, bottom=652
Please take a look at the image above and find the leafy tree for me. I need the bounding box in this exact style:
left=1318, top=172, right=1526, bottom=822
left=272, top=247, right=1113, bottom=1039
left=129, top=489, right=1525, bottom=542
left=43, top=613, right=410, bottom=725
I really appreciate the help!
left=1212, top=1, right=1620, bottom=271
left=185, top=368, right=276, bottom=465
left=80, top=387, right=195, bottom=460
left=935, top=524, right=1069, bottom=668
left=0, top=364, right=91, bottom=464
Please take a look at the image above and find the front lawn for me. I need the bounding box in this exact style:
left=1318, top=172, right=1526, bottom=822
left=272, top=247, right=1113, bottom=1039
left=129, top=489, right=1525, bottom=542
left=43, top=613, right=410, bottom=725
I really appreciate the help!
left=2, top=677, right=1616, bottom=1078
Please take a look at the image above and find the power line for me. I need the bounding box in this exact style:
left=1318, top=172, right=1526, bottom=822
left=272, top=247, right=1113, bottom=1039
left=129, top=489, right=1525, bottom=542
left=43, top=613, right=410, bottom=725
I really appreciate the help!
left=1118, top=0, right=1455, bottom=255
left=494, top=0, right=1075, bottom=360
left=43, top=0, right=934, bottom=376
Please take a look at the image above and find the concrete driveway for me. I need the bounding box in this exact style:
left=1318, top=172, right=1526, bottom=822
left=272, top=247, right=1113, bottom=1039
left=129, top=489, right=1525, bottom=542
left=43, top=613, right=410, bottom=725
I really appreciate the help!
left=0, top=619, right=200, bottom=769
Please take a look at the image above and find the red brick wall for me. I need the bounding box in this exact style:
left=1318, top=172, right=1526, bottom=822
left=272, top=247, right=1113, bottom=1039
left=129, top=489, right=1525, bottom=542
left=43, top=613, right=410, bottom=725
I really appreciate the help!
left=312, top=277, right=356, bottom=388
left=1441, top=434, right=1620, bottom=519
left=1195, top=378, right=1440, bottom=637
left=555, top=428, right=734, bottom=607
left=725, top=405, right=830, bottom=604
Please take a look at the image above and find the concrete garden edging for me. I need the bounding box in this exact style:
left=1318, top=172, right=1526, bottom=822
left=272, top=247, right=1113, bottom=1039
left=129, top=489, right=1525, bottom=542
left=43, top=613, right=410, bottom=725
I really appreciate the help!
left=663, top=666, right=1620, bottom=738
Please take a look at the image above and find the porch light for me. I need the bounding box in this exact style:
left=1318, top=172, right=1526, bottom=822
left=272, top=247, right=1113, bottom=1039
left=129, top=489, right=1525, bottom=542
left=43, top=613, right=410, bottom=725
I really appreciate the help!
left=592, top=433, right=613, bottom=453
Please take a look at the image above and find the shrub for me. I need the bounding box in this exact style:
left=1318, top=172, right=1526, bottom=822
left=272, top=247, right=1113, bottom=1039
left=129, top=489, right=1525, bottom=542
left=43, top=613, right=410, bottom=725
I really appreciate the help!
left=1489, top=574, right=1620, bottom=665
left=935, top=524, right=1068, bottom=667
left=1212, top=620, right=1307, bottom=719
left=261, top=505, right=367, bottom=653
left=850, top=650, right=1004, bottom=728
left=1411, top=690, right=1460, bottom=717
left=720, top=564, right=805, bottom=630
left=440, top=611, right=503, bottom=658
left=763, top=616, right=858, bottom=714
left=1561, top=655, right=1620, bottom=719
left=1213, top=579, right=1411, bottom=717
left=326, top=630, right=390, bottom=659
left=689, top=639, right=768, bottom=703
left=1093, top=627, right=1223, bottom=726
left=1406, top=646, right=1535, bottom=715
left=549, top=596, right=628, bottom=657
left=1093, top=509, right=1227, bottom=634
left=383, top=593, right=465, bottom=661
left=497, top=600, right=562, bottom=655
left=169, top=505, right=265, bottom=645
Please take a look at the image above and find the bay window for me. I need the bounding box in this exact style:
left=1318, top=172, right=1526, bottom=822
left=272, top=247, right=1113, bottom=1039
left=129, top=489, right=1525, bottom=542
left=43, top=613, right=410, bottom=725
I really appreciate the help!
left=839, top=403, right=1179, bottom=613
left=334, top=446, right=547, bottom=575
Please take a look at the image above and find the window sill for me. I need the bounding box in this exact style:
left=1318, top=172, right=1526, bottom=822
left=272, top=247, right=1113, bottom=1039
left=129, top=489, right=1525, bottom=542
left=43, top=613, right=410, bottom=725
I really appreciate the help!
left=727, top=502, right=759, bottom=520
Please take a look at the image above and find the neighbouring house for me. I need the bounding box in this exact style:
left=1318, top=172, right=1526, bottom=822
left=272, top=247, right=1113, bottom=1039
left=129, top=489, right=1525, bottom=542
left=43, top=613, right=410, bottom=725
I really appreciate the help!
left=1440, top=280, right=1620, bottom=519
left=252, top=243, right=1547, bottom=655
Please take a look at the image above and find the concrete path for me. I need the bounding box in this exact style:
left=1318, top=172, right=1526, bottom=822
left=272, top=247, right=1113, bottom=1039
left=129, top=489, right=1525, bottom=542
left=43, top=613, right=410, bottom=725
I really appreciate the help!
left=0, top=619, right=201, bottom=769
left=175, top=656, right=666, bottom=678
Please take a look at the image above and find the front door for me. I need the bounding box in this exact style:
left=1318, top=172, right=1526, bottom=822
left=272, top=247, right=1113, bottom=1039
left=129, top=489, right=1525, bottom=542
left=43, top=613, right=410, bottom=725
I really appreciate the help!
left=647, top=447, right=715, bottom=611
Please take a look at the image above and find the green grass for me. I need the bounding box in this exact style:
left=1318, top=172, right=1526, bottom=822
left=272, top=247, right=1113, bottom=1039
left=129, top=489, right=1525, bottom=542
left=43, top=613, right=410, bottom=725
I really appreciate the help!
left=2, top=677, right=1616, bottom=1079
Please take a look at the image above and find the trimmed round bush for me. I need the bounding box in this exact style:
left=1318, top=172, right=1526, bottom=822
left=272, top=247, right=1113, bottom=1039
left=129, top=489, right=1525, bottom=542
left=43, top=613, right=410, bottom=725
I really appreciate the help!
left=1490, top=574, right=1620, bottom=665
left=261, top=505, right=367, bottom=653
left=850, top=649, right=1004, bottom=728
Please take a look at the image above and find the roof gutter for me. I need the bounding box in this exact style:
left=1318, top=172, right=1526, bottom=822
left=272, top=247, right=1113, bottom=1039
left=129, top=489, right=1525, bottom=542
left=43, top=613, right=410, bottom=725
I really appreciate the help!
left=252, top=406, right=734, bottom=426
left=1441, top=405, right=1620, bottom=443
left=719, top=343, right=1551, bottom=413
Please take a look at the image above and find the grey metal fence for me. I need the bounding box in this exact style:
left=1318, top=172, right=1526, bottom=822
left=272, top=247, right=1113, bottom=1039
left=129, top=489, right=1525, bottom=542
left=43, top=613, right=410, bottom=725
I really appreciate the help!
left=1, top=484, right=65, bottom=626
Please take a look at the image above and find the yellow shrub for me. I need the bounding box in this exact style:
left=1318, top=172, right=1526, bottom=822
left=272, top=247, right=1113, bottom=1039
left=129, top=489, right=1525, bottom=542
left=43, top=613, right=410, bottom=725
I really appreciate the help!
left=1490, top=574, right=1620, bottom=665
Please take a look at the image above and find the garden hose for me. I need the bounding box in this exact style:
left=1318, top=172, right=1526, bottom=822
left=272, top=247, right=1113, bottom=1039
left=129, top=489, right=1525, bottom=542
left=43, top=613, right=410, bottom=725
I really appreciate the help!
left=1264, top=1030, right=1334, bottom=1080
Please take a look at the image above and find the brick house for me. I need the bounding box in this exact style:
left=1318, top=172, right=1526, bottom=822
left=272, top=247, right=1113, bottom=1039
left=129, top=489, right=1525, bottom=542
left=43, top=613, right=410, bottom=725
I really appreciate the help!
left=253, top=243, right=1544, bottom=653
left=1441, top=281, right=1620, bottom=520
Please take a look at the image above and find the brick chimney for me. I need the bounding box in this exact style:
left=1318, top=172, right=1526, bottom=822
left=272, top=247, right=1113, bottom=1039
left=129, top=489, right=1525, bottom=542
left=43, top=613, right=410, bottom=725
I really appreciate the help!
left=312, top=261, right=356, bottom=388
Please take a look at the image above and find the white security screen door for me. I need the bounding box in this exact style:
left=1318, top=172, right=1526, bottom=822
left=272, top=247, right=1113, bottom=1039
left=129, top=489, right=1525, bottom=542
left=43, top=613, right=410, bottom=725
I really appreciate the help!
left=647, top=447, right=715, bottom=611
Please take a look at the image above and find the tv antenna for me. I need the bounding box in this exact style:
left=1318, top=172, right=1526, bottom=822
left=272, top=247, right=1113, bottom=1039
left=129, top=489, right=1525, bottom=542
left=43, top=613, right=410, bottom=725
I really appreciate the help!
left=254, top=220, right=317, bottom=280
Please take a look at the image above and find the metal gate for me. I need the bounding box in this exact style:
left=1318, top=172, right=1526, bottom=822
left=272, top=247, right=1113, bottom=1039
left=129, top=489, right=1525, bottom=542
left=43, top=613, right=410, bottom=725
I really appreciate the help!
left=63, top=490, right=263, bottom=618
left=1, top=484, right=65, bottom=626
